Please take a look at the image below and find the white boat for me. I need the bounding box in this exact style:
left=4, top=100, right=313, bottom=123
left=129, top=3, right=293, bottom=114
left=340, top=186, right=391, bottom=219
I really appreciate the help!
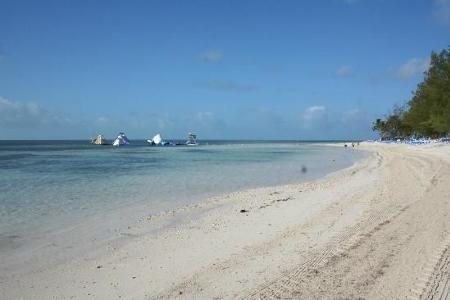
left=91, top=134, right=109, bottom=145
left=113, top=132, right=130, bottom=146
left=147, top=133, right=172, bottom=146
left=186, top=132, right=198, bottom=146
left=147, top=133, right=162, bottom=145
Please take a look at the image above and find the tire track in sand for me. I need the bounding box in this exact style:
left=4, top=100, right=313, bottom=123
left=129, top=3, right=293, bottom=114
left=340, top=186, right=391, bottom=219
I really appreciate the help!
left=246, top=147, right=442, bottom=300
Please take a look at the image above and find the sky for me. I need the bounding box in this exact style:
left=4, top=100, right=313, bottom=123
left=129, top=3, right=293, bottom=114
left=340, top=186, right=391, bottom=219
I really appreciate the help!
left=0, top=0, right=449, bottom=140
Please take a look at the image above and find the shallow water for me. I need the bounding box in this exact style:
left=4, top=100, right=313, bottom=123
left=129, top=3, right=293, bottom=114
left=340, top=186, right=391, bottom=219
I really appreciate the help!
left=0, top=140, right=365, bottom=240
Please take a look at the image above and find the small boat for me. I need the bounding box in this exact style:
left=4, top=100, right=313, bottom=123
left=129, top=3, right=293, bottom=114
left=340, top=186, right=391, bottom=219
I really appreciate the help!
left=91, top=134, right=109, bottom=145
left=147, top=133, right=172, bottom=146
left=113, top=132, right=130, bottom=146
left=186, top=132, right=198, bottom=146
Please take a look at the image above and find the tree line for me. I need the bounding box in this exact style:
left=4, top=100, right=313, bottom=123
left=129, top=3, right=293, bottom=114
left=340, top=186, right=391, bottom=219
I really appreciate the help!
left=372, top=45, right=450, bottom=139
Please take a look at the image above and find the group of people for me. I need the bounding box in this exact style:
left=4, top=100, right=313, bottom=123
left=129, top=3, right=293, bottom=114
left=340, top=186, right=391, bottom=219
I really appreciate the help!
left=344, top=142, right=360, bottom=148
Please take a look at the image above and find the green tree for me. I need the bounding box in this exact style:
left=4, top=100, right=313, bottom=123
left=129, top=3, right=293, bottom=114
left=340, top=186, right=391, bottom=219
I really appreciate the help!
left=372, top=105, right=411, bottom=139
left=374, top=45, right=450, bottom=138
left=403, top=46, right=450, bottom=136
left=372, top=118, right=387, bottom=138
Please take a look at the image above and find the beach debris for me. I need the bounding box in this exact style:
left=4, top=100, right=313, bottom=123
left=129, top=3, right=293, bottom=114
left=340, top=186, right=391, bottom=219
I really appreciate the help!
left=260, top=196, right=294, bottom=209
left=276, top=197, right=292, bottom=202
left=240, top=209, right=249, bottom=213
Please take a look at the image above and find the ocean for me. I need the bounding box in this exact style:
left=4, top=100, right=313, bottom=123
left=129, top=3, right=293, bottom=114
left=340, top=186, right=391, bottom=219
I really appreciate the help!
left=0, top=140, right=365, bottom=269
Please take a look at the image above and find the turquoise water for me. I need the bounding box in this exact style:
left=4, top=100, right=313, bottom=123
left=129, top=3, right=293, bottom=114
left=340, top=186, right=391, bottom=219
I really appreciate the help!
left=0, top=140, right=365, bottom=238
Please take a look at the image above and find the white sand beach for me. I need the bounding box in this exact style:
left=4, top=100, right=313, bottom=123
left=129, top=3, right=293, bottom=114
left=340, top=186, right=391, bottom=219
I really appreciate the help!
left=1, top=143, right=450, bottom=299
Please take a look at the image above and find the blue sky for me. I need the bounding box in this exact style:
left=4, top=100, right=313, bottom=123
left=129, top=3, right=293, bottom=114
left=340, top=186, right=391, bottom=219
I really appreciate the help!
left=0, top=0, right=449, bottom=140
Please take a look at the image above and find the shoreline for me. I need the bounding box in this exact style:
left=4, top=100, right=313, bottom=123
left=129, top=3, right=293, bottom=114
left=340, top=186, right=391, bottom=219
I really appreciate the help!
left=0, top=142, right=361, bottom=234
left=0, top=143, right=365, bottom=275
left=1, top=143, right=449, bottom=299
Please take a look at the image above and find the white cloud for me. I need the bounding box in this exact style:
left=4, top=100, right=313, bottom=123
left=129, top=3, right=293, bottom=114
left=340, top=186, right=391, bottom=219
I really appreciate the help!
left=336, top=65, right=353, bottom=77
left=396, top=58, right=429, bottom=79
left=433, top=0, right=450, bottom=25
left=0, top=96, right=68, bottom=129
left=299, top=106, right=374, bottom=139
left=340, top=109, right=366, bottom=125
left=199, top=49, right=223, bottom=63
left=192, top=112, right=225, bottom=129
left=302, top=105, right=328, bottom=128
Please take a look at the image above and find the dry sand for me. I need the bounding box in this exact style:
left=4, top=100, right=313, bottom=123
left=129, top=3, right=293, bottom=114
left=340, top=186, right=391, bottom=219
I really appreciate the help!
left=1, top=143, right=450, bottom=299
